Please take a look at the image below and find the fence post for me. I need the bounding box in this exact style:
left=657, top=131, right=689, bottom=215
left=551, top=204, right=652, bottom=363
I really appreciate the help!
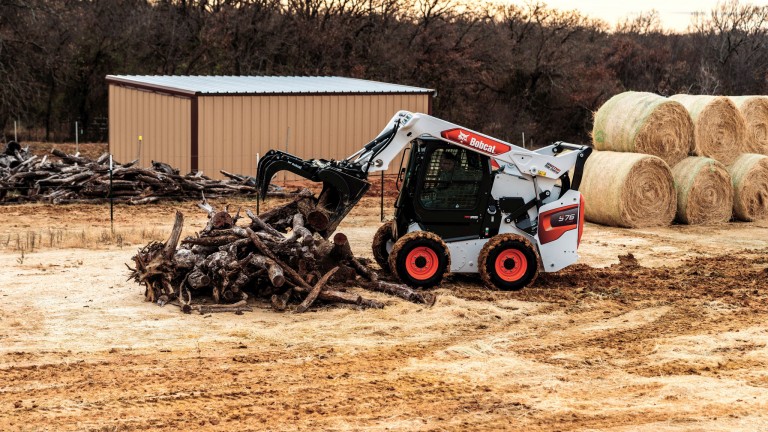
left=380, top=171, right=384, bottom=222
left=109, top=154, right=114, bottom=232
left=283, top=127, right=291, bottom=185
left=137, top=135, right=143, bottom=166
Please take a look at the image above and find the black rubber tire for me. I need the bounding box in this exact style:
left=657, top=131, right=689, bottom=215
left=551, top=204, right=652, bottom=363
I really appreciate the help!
left=388, top=231, right=450, bottom=289
left=478, top=234, right=539, bottom=291
left=371, top=221, right=394, bottom=272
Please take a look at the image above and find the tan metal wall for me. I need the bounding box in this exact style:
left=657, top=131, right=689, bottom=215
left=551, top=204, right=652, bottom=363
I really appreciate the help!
left=197, top=93, right=430, bottom=180
left=108, top=85, right=191, bottom=171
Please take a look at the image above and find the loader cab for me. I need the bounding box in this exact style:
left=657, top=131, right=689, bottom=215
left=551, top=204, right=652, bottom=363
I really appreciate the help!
left=394, top=139, right=496, bottom=242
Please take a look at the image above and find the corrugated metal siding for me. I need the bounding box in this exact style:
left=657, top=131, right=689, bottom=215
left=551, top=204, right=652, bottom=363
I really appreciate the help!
left=197, top=93, right=430, bottom=180
left=109, top=85, right=191, bottom=171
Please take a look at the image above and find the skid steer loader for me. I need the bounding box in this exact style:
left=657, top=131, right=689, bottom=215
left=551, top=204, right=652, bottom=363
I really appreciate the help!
left=257, top=111, right=591, bottom=290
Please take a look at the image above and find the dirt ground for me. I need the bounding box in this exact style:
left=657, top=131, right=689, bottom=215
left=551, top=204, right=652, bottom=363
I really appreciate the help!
left=1, top=195, right=767, bottom=431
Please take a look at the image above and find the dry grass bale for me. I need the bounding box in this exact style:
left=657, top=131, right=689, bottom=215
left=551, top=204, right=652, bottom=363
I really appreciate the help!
left=727, top=153, right=768, bottom=221
left=669, top=94, right=748, bottom=165
left=728, top=96, right=768, bottom=155
left=592, top=91, right=693, bottom=167
left=672, top=157, right=733, bottom=225
left=580, top=151, right=676, bottom=228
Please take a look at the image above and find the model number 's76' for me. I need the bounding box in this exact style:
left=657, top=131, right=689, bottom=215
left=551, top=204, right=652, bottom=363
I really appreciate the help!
left=550, top=208, right=578, bottom=227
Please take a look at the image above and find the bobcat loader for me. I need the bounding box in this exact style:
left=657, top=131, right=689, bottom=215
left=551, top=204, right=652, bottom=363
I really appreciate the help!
left=257, top=111, right=591, bottom=290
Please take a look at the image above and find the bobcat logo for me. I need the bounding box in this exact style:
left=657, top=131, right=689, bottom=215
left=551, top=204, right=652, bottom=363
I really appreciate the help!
left=441, top=128, right=512, bottom=155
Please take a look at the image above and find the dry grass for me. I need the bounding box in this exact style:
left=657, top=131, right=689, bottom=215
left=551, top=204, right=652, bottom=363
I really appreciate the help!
left=0, top=226, right=168, bottom=253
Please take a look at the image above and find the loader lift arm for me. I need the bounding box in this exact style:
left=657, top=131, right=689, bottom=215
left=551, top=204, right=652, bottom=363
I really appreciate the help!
left=255, top=118, right=405, bottom=237
left=256, top=111, right=590, bottom=238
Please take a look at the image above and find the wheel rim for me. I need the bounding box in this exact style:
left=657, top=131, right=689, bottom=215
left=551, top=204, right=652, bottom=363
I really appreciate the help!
left=494, top=249, right=527, bottom=282
left=405, top=246, right=440, bottom=280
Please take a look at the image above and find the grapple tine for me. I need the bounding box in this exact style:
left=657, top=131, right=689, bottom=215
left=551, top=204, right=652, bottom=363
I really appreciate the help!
left=255, top=150, right=371, bottom=237
left=256, top=150, right=318, bottom=198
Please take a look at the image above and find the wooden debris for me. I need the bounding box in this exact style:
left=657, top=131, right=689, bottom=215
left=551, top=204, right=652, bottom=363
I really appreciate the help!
left=0, top=143, right=298, bottom=203
left=296, top=267, right=339, bottom=313
left=128, top=193, right=438, bottom=314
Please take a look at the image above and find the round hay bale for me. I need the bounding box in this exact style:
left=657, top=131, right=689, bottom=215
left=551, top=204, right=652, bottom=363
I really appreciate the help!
left=580, top=151, right=676, bottom=228
left=592, top=91, right=693, bottom=167
left=727, top=153, right=768, bottom=221
left=728, top=96, right=768, bottom=155
left=669, top=94, right=748, bottom=165
left=671, top=157, right=733, bottom=224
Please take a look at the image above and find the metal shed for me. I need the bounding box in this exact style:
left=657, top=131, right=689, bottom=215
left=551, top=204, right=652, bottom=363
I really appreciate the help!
left=106, top=75, right=434, bottom=179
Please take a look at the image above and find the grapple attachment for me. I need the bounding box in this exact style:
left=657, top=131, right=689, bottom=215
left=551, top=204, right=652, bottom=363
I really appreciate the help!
left=256, top=150, right=371, bottom=238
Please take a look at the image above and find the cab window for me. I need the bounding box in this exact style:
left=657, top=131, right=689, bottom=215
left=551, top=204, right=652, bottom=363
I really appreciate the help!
left=419, top=148, right=483, bottom=210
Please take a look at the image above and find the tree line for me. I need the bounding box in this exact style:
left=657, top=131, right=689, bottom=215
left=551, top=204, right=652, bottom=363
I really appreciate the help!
left=1, top=0, right=766, bottom=147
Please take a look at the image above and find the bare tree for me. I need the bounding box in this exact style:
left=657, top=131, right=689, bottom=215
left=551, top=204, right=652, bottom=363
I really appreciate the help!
left=690, top=0, right=768, bottom=94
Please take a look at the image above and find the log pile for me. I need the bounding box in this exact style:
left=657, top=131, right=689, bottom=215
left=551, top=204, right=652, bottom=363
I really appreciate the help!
left=128, top=194, right=436, bottom=313
left=0, top=141, right=293, bottom=204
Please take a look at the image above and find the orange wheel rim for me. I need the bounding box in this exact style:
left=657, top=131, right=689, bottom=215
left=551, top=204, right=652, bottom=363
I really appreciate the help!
left=495, top=249, right=527, bottom=282
left=405, top=246, right=439, bottom=280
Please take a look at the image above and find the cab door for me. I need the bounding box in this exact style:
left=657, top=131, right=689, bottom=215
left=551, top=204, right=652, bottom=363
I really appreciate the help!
left=412, top=143, right=492, bottom=240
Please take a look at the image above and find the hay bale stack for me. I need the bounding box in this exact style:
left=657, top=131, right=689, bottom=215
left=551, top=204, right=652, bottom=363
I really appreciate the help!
left=727, top=153, right=768, bottom=221
left=580, top=151, right=676, bottom=228
left=592, top=92, right=693, bottom=167
left=728, top=96, right=768, bottom=155
left=669, top=95, right=747, bottom=166
left=671, top=157, right=733, bottom=224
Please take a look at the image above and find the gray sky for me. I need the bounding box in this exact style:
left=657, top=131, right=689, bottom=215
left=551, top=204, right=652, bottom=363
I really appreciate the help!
left=501, top=0, right=768, bottom=32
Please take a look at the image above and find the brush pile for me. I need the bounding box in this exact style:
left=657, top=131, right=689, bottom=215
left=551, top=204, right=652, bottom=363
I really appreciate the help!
left=0, top=141, right=292, bottom=203
left=128, top=192, right=435, bottom=314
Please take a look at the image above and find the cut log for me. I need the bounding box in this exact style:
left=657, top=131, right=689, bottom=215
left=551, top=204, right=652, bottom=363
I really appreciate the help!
left=307, top=209, right=331, bottom=231
left=246, top=209, right=285, bottom=238
left=247, top=228, right=312, bottom=289
left=197, top=300, right=252, bottom=315
left=182, top=234, right=241, bottom=247
left=360, top=280, right=437, bottom=306
left=210, top=211, right=235, bottom=230
left=296, top=267, right=339, bottom=313
left=271, top=288, right=293, bottom=311
left=350, top=258, right=377, bottom=281
left=187, top=269, right=211, bottom=290
left=286, top=213, right=314, bottom=246
left=330, top=233, right=353, bottom=260
left=250, top=255, right=285, bottom=288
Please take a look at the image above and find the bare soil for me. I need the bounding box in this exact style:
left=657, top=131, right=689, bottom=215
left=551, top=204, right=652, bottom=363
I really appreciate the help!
left=1, top=196, right=767, bottom=431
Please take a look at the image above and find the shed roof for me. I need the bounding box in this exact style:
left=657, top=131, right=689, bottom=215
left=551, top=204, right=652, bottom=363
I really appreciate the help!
left=106, top=75, right=434, bottom=96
